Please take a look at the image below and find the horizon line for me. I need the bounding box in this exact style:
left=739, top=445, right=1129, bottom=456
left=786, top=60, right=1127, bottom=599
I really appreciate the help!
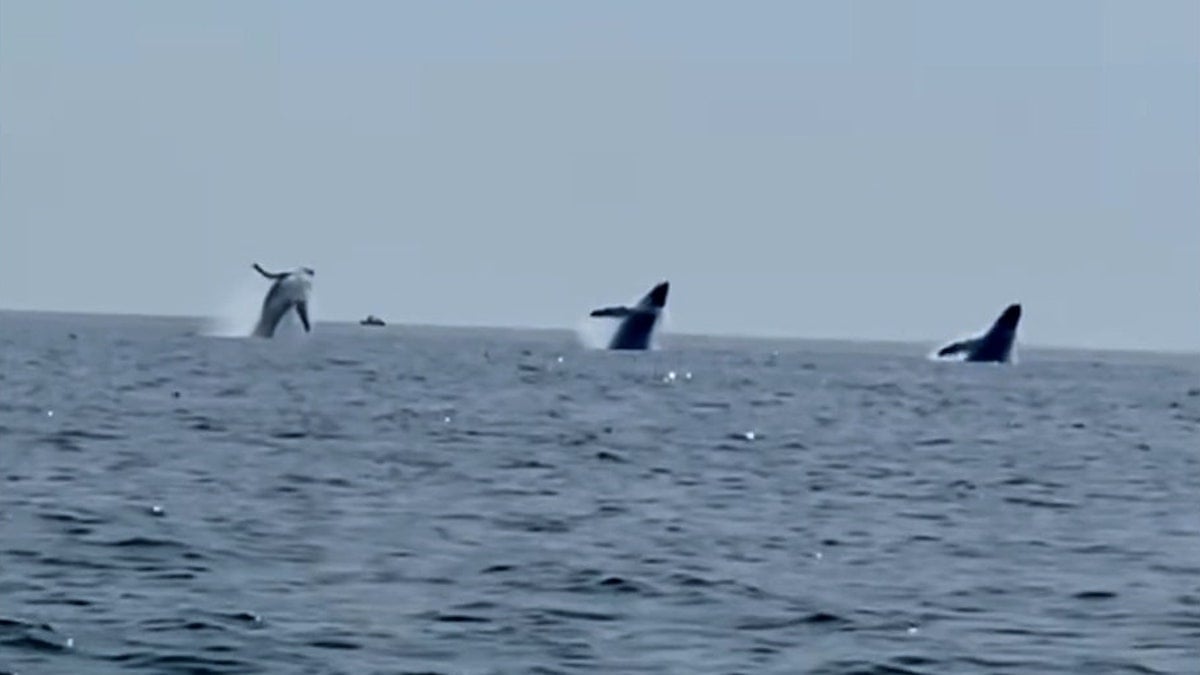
left=2, top=306, right=1197, bottom=358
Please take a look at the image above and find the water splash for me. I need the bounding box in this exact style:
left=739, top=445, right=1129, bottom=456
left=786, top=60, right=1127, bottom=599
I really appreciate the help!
left=203, top=278, right=318, bottom=339
left=203, top=281, right=264, bottom=338
left=574, top=318, right=612, bottom=350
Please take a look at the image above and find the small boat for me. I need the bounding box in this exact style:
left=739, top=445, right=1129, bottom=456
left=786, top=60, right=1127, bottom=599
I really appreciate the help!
left=360, top=315, right=386, bottom=327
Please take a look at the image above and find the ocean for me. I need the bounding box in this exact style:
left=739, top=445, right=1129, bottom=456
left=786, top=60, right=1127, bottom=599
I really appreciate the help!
left=1, top=311, right=1197, bottom=674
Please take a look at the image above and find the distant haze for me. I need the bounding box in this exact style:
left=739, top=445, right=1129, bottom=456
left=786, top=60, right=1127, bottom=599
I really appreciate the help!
left=2, top=1, right=1197, bottom=352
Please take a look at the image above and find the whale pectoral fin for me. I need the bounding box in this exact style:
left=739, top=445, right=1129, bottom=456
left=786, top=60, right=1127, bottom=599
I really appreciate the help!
left=590, top=306, right=634, bottom=318
left=295, top=301, right=311, bottom=333
left=253, top=263, right=285, bottom=280
left=937, top=340, right=973, bottom=357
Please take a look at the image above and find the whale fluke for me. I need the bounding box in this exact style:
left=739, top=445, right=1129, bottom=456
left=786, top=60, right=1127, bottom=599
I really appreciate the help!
left=936, top=303, right=1022, bottom=363
left=252, top=264, right=315, bottom=338
left=590, top=281, right=670, bottom=350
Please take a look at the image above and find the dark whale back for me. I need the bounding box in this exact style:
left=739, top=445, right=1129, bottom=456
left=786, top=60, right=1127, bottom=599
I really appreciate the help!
left=597, top=281, right=670, bottom=351
left=608, top=311, right=661, bottom=350
left=965, top=303, right=1021, bottom=362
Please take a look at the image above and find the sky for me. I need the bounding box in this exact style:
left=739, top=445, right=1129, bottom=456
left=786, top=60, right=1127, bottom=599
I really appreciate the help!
left=2, top=0, right=1197, bottom=352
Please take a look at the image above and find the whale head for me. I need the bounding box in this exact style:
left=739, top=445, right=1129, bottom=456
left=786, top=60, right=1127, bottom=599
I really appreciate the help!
left=995, top=303, right=1021, bottom=331
left=639, top=281, right=670, bottom=310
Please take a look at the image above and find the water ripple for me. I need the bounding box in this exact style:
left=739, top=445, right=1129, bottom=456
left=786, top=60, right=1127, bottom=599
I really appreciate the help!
left=1, top=316, right=1197, bottom=674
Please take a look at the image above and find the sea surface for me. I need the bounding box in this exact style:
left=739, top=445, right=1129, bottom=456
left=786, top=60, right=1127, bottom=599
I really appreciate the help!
left=1, top=311, right=1198, bottom=675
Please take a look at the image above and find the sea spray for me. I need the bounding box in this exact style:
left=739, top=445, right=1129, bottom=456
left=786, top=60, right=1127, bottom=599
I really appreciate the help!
left=204, top=281, right=264, bottom=338
left=204, top=271, right=318, bottom=339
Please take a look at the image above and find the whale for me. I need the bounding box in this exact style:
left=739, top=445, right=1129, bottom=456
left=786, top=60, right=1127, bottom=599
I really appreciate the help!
left=251, top=263, right=314, bottom=338
left=936, top=303, right=1022, bottom=363
left=589, top=281, right=669, bottom=350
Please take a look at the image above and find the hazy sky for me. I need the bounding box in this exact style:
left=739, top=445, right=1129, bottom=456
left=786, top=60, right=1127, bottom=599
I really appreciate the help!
left=2, top=1, right=1197, bottom=351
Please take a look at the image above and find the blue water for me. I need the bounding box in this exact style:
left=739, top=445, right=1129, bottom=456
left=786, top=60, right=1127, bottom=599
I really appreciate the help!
left=1, top=311, right=1198, bottom=674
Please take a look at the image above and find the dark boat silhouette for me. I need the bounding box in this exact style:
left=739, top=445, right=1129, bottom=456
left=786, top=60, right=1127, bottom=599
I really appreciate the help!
left=360, top=315, right=386, bottom=327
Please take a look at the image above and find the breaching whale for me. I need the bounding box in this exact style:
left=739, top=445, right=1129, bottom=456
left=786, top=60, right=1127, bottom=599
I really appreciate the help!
left=936, top=303, right=1022, bottom=363
left=589, top=281, right=670, bottom=350
left=251, top=263, right=314, bottom=338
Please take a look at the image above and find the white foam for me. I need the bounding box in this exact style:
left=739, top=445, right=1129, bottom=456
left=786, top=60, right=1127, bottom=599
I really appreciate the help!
left=574, top=317, right=614, bottom=350
left=203, top=280, right=264, bottom=338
